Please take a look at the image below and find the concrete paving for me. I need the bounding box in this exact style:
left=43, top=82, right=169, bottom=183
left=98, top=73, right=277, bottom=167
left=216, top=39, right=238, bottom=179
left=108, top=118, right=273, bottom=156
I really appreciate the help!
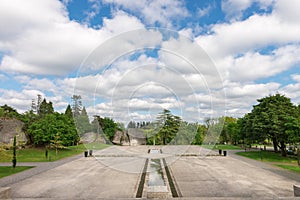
left=8, top=156, right=145, bottom=199
left=168, top=156, right=297, bottom=198
left=1, top=145, right=300, bottom=199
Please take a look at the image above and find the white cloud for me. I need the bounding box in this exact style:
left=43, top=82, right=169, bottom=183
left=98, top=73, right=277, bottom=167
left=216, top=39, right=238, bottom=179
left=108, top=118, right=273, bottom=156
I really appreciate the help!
left=1, top=0, right=300, bottom=123
left=0, top=0, right=145, bottom=76
left=0, top=74, right=8, bottom=81
left=279, top=83, right=300, bottom=105
left=83, top=0, right=101, bottom=25
left=197, top=5, right=212, bottom=18
left=273, top=0, right=300, bottom=23
left=196, top=14, right=300, bottom=60
left=222, top=0, right=275, bottom=21
left=196, top=1, right=300, bottom=85
left=291, top=74, right=300, bottom=82
left=103, top=0, right=188, bottom=27
left=228, top=45, right=300, bottom=81
left=224, top=82, right=280, bottom=99
left=0, top=89, right=45, bottom=113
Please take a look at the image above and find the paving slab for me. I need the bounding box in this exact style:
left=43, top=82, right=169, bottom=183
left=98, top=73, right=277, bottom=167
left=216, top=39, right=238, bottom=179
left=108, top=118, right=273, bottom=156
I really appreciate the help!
left=7, top=148, right=146, bottom=199
left=2, top=145, right=300, bottom=199
left=167, top=150, right=300, bottom=198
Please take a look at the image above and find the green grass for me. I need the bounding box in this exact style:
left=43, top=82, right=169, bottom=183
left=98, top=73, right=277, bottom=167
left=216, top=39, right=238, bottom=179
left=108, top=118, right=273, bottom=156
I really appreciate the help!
left=275, top=164, right=300, bottom=173
left=74, top=142, right=111, bottom=150
left=0, top=143, right=110, bottom=162
left=201, top=144, right=243, bottom=150
left=236, top=151, right=298, bottom=163
left=0, top=166, right=34, bottom=178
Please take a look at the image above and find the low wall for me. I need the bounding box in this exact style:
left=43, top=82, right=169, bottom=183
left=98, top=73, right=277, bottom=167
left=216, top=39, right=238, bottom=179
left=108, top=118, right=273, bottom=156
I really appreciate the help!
left=0, top=187, right=11, bottom=199
left=294, top=185, right=300, bottom=197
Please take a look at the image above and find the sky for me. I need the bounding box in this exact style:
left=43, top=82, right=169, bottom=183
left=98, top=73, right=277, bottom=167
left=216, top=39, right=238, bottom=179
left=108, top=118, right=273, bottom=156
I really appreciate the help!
left=0, top=0, right=300, bottom=125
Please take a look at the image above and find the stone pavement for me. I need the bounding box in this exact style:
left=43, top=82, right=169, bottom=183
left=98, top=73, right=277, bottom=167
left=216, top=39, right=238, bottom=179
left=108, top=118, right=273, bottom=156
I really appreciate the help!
left=168, top=154, right=298, bottom=198
left=0, top=145, right=300, bottom=199
left=0, top=154, right=83, bottom=187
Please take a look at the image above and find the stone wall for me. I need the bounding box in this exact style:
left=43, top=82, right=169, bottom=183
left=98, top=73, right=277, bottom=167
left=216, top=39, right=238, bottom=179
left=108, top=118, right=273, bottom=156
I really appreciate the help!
left=0, top=118, right=27, bottom=144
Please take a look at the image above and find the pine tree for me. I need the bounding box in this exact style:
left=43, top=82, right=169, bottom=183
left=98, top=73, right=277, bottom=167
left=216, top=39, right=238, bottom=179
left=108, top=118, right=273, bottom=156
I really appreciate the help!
left=64, top=104, right=73, bottom=119
left=71, top=95, right=82, bottom=117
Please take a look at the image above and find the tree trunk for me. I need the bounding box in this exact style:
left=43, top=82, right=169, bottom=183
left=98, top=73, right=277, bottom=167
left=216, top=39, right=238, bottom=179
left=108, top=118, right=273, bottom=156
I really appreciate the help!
left=272, top=137, right=278, bottom=152
left=280, top=141, right=287, bottom=157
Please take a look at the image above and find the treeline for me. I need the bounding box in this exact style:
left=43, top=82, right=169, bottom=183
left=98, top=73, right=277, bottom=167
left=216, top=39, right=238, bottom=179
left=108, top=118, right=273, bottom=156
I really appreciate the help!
left=1, top=93, right=300, bottom=157
left=0, top=96, right=79, bottom=147
left=0, top=95, right=120, bottom=147
left=128, top=94, right=300, bottom=157
left=129, top=109, right=205, bottom=145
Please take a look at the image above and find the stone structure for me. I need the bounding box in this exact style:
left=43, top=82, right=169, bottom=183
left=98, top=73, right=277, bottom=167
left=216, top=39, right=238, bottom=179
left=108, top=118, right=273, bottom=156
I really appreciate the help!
left=112, top=130, right=125, bottom=145
left=80, top=132, right=106, bottom=144
left=127, top=128, right=146, bottom=145
left=294, top=185, right=300, bottom=196
left=0, top=187, right=11, bottom=199
left=0, top=118, right=26, bottom=144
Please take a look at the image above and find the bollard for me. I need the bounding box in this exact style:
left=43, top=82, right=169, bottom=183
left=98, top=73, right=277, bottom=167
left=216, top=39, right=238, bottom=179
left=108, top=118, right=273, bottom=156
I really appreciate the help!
left=89, top=150, right=93, bottom=156
left=84, top=151, right=88, bottom=157
left=219, top=149, right=222, bottom=155
left=223, top=151, right=227, bottom=156
left=294, top=185, right=300, bottom=196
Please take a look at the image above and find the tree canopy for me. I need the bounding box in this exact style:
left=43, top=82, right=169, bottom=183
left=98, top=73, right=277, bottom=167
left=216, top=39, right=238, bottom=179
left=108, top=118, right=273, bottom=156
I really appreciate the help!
left=240, top=94, right=299, bottom=156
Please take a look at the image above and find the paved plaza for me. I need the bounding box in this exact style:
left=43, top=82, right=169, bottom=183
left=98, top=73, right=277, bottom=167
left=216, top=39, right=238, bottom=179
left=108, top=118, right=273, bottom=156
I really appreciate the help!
left=1, top=145, right=300, bottom=199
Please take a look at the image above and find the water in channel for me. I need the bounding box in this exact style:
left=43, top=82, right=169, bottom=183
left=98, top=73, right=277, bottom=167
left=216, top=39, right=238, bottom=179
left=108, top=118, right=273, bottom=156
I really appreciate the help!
left=148, top=159, right=165, bottom=186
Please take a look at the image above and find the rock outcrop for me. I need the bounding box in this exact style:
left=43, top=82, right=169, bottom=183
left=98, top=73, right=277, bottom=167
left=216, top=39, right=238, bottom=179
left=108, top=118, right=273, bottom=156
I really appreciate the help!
left=0, top=118, right=26, bottom=144
left=80, top=132, right=106, bottom=144
left=127, top=128, right=146, bottom=145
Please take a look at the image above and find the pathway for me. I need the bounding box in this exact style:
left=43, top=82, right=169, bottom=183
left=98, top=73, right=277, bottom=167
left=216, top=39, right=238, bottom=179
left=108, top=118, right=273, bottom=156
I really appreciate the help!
left=0, top=145, right=300, bottom=199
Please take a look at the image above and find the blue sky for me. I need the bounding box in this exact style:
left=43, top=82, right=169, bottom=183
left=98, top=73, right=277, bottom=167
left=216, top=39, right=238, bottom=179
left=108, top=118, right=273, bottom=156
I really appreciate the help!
left=0, top=0, right=300, bottom=124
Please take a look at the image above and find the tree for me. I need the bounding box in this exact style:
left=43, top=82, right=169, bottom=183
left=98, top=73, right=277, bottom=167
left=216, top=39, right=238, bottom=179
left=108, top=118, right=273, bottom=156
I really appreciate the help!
left=246, top=94, right=298, bottom=156
left=50, top=133, right=64, bottom=156
left=203, top=117, right=224, bottom=144
left=64, top=104, right=73, bottom=119
left=20, top=110, right=38, bottom=144
left=153, top=109, right=181, bottom=145
left=71, top=95, right=82, bottom=117
left=27, top=113, right=79, bottom=146
left=127, top=121, right=136, bottom=128
left=0, top=104, right=20, bottom=118
left=38, top=99, right=54, bottom=117
left=192, top=124, right=206, bottom=145
left=75, top=106, right=92, bottom=135
left=219, top=117, right=240, bottom=145
left=31, top=94, right=42, bottom=114
left=171, top=122, right=197, bottom=145
left=95, top=116, right=118, bottom=142
left=285, top=115, right=300, bottom=145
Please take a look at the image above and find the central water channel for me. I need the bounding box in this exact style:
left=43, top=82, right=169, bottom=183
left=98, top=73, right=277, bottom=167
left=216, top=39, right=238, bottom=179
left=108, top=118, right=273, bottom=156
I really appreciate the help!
left=146, top=149, right=169, bottom=198
left=136, top=148, right=179, bottom=198
left=148, top=159, right=164, bottom=186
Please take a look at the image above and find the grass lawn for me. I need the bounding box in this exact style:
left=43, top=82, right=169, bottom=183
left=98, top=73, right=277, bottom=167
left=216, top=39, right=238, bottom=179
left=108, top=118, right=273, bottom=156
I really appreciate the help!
left=236, top=151, right=298, bottom=163
left=0, top=143, right=110, bottom=162
left=201, top=144, right=243, bottom=150
left=0, top=166, right=34, bottom=178
left=237, top=151, right=300, bottom=173
left=275, top=164, right=300, bottom=173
